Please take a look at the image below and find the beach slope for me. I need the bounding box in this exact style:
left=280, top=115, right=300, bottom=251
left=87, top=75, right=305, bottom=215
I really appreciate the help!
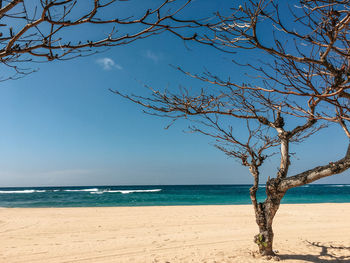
left=0, top=204, right=349, bottom=262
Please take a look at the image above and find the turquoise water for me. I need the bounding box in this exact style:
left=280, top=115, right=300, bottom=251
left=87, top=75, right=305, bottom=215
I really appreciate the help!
left=0, top=184, right=349, bottom=207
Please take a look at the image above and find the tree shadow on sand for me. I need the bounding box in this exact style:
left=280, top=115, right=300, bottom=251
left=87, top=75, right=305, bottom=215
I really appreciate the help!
left=279, top=241, right=350, bottom=263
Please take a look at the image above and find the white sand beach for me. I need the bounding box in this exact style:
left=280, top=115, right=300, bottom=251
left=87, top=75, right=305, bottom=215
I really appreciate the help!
left=0, top=203, right=349, bottom=263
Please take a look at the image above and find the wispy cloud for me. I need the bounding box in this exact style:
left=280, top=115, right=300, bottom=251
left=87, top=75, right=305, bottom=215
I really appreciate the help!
left=96, top=57, right=122, bottom=70
left=144, top=50, right=163, bottom=63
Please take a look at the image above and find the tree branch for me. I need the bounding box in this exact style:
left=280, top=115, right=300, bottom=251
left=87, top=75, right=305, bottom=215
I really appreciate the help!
left=279, top=141, right=350, bottom=191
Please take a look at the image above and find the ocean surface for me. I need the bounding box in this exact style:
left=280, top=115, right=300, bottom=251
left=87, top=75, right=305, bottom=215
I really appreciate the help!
left=0, top=184, right=350, bottom=208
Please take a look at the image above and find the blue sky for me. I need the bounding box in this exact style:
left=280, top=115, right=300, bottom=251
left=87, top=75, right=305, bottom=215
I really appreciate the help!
left=0, top=0, right=349, bottom=187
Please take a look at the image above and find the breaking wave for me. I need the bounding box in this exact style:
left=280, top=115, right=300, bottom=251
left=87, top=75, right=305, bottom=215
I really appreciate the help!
left=106, top=189, right=162, bottom=194
left=63, top=188, right=99, bottom=192
left=90, top=189, right=162, bottom=194
left=0, top=188, right=162, bottom=194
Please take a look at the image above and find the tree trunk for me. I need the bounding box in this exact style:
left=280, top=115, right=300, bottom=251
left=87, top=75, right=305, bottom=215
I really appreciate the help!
left=254, top=202, right=277, bottom=255
left=252, top=180, right=285, bottom=256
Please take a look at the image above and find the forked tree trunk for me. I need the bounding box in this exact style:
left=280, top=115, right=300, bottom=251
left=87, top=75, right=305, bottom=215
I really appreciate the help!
left=253, top=199, right=280, bottom=255
left=251, top=180, right=285, bottom=256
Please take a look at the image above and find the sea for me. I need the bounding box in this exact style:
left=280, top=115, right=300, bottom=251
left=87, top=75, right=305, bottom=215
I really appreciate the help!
left=0, top=184, right=350, bottom=208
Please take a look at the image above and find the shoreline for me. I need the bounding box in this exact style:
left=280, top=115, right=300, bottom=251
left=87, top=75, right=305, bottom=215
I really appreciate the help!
left=1, top=183, right=349, bottom=187
left=1, top=201, right=350, bottom=209
left=1, top=203, right=350, bottom=262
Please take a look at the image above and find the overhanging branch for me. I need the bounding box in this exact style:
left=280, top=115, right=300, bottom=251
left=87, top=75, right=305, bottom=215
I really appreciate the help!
left=279, top=141, right=350, bottom=191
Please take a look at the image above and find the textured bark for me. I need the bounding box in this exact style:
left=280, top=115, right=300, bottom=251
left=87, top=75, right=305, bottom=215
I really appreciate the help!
left=276, top=130, right=290, bottom=179
left=249, top=166, right=260, bottom=212
left=252, top=179, right=285, bottom=256
left=254, top=203, right=276, bottom=256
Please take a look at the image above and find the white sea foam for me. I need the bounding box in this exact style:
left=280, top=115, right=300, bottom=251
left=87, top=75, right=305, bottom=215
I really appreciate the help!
left=0, top=188, right=162, bottom=194
left=88, top=189, right=162, bottom=194
left=63, top=188, right=99, bottom=192
left=0, top=190, right=46, bottom=194
left=105, top=189, right=162, bottom=194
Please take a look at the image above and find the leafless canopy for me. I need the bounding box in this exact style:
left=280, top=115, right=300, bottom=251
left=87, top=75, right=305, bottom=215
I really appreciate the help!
left=192, top=0, right=350, bottom=126
left=112, top=0, right=350, bottom=255
left=0, top=0, right=203, bottom=80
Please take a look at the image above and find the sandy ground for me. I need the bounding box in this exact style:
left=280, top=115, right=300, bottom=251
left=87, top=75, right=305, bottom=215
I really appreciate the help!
left=0, top=204, right=349, bottom=263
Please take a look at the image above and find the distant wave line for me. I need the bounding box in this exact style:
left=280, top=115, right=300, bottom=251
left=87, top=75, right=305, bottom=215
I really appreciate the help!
left=0, top=190, right=46, bottom=194
left=107, top=189, right=162, bottom=194
left=0, top=189, right=162, bottom=194
left=91, top=189, right=162, bottom=194
left=63, top=188, right=99, bottom=192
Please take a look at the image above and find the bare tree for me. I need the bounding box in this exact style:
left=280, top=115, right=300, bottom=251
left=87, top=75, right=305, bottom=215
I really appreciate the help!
left=112, top=0, right=350, bottom=257
left=0, top=0, right=200, bottom=80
